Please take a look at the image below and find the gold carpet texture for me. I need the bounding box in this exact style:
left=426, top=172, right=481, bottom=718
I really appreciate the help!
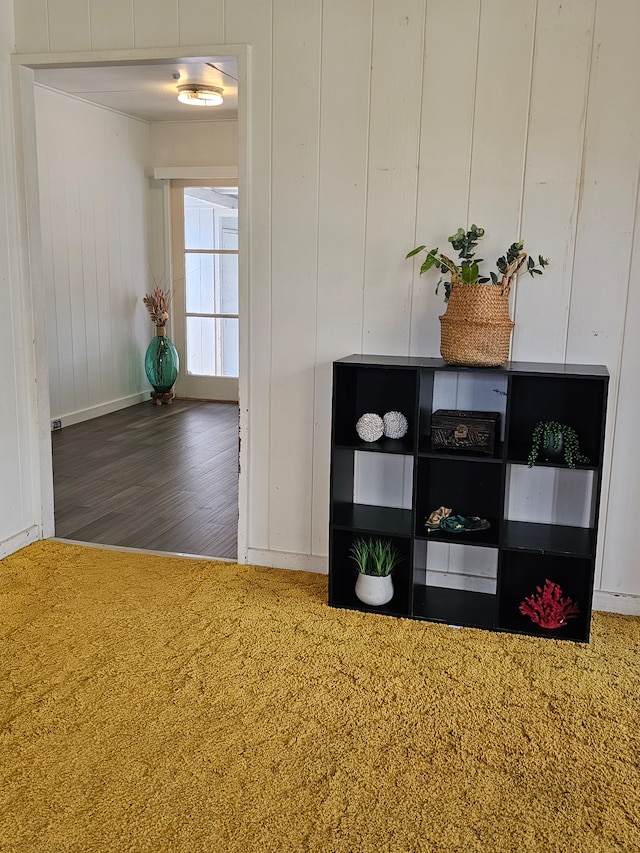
left=1, top=541, right=639, bottom=853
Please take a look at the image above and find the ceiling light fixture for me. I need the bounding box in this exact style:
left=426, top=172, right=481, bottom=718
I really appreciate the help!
left=177, top=84, right=224, bottom=106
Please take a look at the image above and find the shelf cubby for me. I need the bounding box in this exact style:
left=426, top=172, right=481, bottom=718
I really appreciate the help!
left=415, top=456, right=503, bottom=546
left=497, top=551, right=593, bottom=642
left=413, top=585, right=496, bottom=631
left=329, top=528, right=412, bottom=617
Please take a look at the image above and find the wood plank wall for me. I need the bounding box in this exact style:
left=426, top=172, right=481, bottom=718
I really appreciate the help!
left=35, top=87, right=152, bottom=422
left=7, top=0, right=640, bottom=607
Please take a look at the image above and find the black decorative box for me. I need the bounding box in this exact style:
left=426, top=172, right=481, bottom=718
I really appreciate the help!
left=431, top=410, right=500, bottom=455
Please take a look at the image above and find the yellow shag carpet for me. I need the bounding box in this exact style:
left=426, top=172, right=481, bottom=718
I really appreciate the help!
left=1, top=541, right=639, bottom=853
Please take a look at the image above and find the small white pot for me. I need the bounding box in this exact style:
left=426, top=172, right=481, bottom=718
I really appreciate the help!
left=355, top=573, right=394, bottom=607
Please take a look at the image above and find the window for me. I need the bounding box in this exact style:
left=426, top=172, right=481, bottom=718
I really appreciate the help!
left=183, top=188, right=239, bottom=377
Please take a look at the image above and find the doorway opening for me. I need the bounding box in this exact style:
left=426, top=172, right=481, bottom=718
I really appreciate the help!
left=14, top=47, right=249, bottom=560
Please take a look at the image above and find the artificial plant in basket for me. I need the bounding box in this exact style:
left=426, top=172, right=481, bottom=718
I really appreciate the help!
left=406, top=225, right=549, bottom=366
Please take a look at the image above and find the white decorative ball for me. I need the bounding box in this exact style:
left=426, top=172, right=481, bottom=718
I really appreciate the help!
left=356, top=413, right=384, bottom=442
left=383, top=411, right=408, bottom=439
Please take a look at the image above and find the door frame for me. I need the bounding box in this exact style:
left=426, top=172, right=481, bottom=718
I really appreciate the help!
left=11, top=44, right=251, bottom=561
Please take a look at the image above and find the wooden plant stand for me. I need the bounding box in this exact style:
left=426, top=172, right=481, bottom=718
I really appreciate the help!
left=151, top=391, right=175, bottom=406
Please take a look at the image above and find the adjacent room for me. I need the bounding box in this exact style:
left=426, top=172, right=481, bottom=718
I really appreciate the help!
left=32, top=59, right=242, bottom=559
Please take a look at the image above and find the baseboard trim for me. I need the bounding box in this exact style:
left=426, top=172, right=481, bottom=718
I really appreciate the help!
left=51, top=392, right=150, bottom=430
left=51, top=537, right=234, bottom=562
left=4, top=535, right=639, bottom=613
left=0, top=525, right=40, bottom=559
left=246, top=550, right=640, bottom=611
left=593, top=590, right=640, bottom=616
left=245, top=548, right=328, bottom=575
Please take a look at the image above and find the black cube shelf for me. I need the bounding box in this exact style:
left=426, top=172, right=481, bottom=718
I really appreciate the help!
left=328, top=355, right=609, bottom=643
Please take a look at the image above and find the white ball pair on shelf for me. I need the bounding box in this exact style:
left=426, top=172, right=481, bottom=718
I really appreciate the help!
left=356, top=411, right=408, bottom=442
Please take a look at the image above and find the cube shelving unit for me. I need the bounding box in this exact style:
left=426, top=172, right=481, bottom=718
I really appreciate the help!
left=328, top=355, right=609, bottom=643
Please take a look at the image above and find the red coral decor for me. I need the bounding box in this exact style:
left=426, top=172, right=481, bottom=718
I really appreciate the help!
left=519, top=579, right=580, bottom=630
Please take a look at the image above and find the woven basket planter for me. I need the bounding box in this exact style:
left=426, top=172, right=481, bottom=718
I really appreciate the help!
left=439, top=280, right=515, bottom=367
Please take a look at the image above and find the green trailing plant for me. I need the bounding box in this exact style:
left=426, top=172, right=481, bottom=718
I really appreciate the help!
left=349, top=537, right=402, bottom=577
left=406, top=224, right=549, bottom=301
left=527, top=421, right=589, bottom=469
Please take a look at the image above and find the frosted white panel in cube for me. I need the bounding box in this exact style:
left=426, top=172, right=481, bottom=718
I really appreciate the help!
left=455, top=373, right=507, bottom=441
left=353, top=452, right=412, bottom=509
left=423, top=542, right=497, bottom=594
left=432, top=372, right=459, bottom=411
left=506, top=465, right=594, bottom=527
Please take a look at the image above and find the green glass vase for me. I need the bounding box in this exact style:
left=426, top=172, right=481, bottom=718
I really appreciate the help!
left=145, top=327, right=179, bottom=394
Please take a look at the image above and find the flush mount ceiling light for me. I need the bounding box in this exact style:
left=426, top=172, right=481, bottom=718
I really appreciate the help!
left=177, top=84, right=224, bottom=106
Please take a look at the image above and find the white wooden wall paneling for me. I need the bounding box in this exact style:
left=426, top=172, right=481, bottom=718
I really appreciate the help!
left=47, top=0, right=90, bottom=52
left=115, top=118, right=148, bottom=396
left=467, top=0, right=536, bottom=263
left=505, top=0, right=597, bottom=533
left=268, top=0, right=321, bottom=554
left=78, top=149, right=103, bottom=406
left=226, top=1, right=273, bottom=553
left=511, top=0, right=595, bottom=363
left=409, top=0, right=481, bottom=359
left=104, top=116, right=126, bottom=403
left=23, top=67, right=54, bottom=539
left=567, top=0, right=640, bottom=370
left=133, top=0, right=179, bottom=49
left=64, top=135, right=90, bottom=411
left=179, top=0, right=225, bottom=46
left=151, top=122, right=238, bottom=168
left=566, top=0, right=640, bottom=594
left=36, top=88, right=152, bottom=419
left=0, top=47, right=33, bottom=540
left=410, top=0, right=481, bottom=476
left=310, top=0, right=374, bottom=556
left=93, top=111, right=117, bottom=406
left=36, top=95, right=60, bottom=415
left=123, top=121, right=146, bottom=394
left=89, top=0, right=134, bottom=51
left=361, top=0, right=425, bottom=357
left=13, top=0, right=48, bottom=53
left=357, top=0, right=426, bottom=517
left=48, top=112, right=75, bottom=416
left=602, top=179, right=640, bottom=596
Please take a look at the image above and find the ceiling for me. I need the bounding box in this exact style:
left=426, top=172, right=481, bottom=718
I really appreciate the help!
left=32, top=57, right=238, bottom=123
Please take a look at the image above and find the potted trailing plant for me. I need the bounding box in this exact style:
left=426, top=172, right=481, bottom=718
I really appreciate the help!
left=527, top=421, right=589, bottom=469
left=406, top=225, right=548, bottom=367
left=350, top=537, right=402, bottom=607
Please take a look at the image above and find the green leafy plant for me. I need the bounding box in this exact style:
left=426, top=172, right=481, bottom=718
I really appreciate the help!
left=349, top=537, right=402, bottom=577
left=406, top=224, right=549, bottom=300
left=527, top=421, right=589, bottom=469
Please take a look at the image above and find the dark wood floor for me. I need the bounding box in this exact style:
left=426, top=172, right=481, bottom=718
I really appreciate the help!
left=52, top=399, right=239, bottom=559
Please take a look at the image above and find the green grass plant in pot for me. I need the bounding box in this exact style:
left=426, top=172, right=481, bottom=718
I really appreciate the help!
left=527, top=421, right=589, bottom=469
left=350, top=537, right=402, bottom=607
left=406, top=225, right=549, bottom=367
